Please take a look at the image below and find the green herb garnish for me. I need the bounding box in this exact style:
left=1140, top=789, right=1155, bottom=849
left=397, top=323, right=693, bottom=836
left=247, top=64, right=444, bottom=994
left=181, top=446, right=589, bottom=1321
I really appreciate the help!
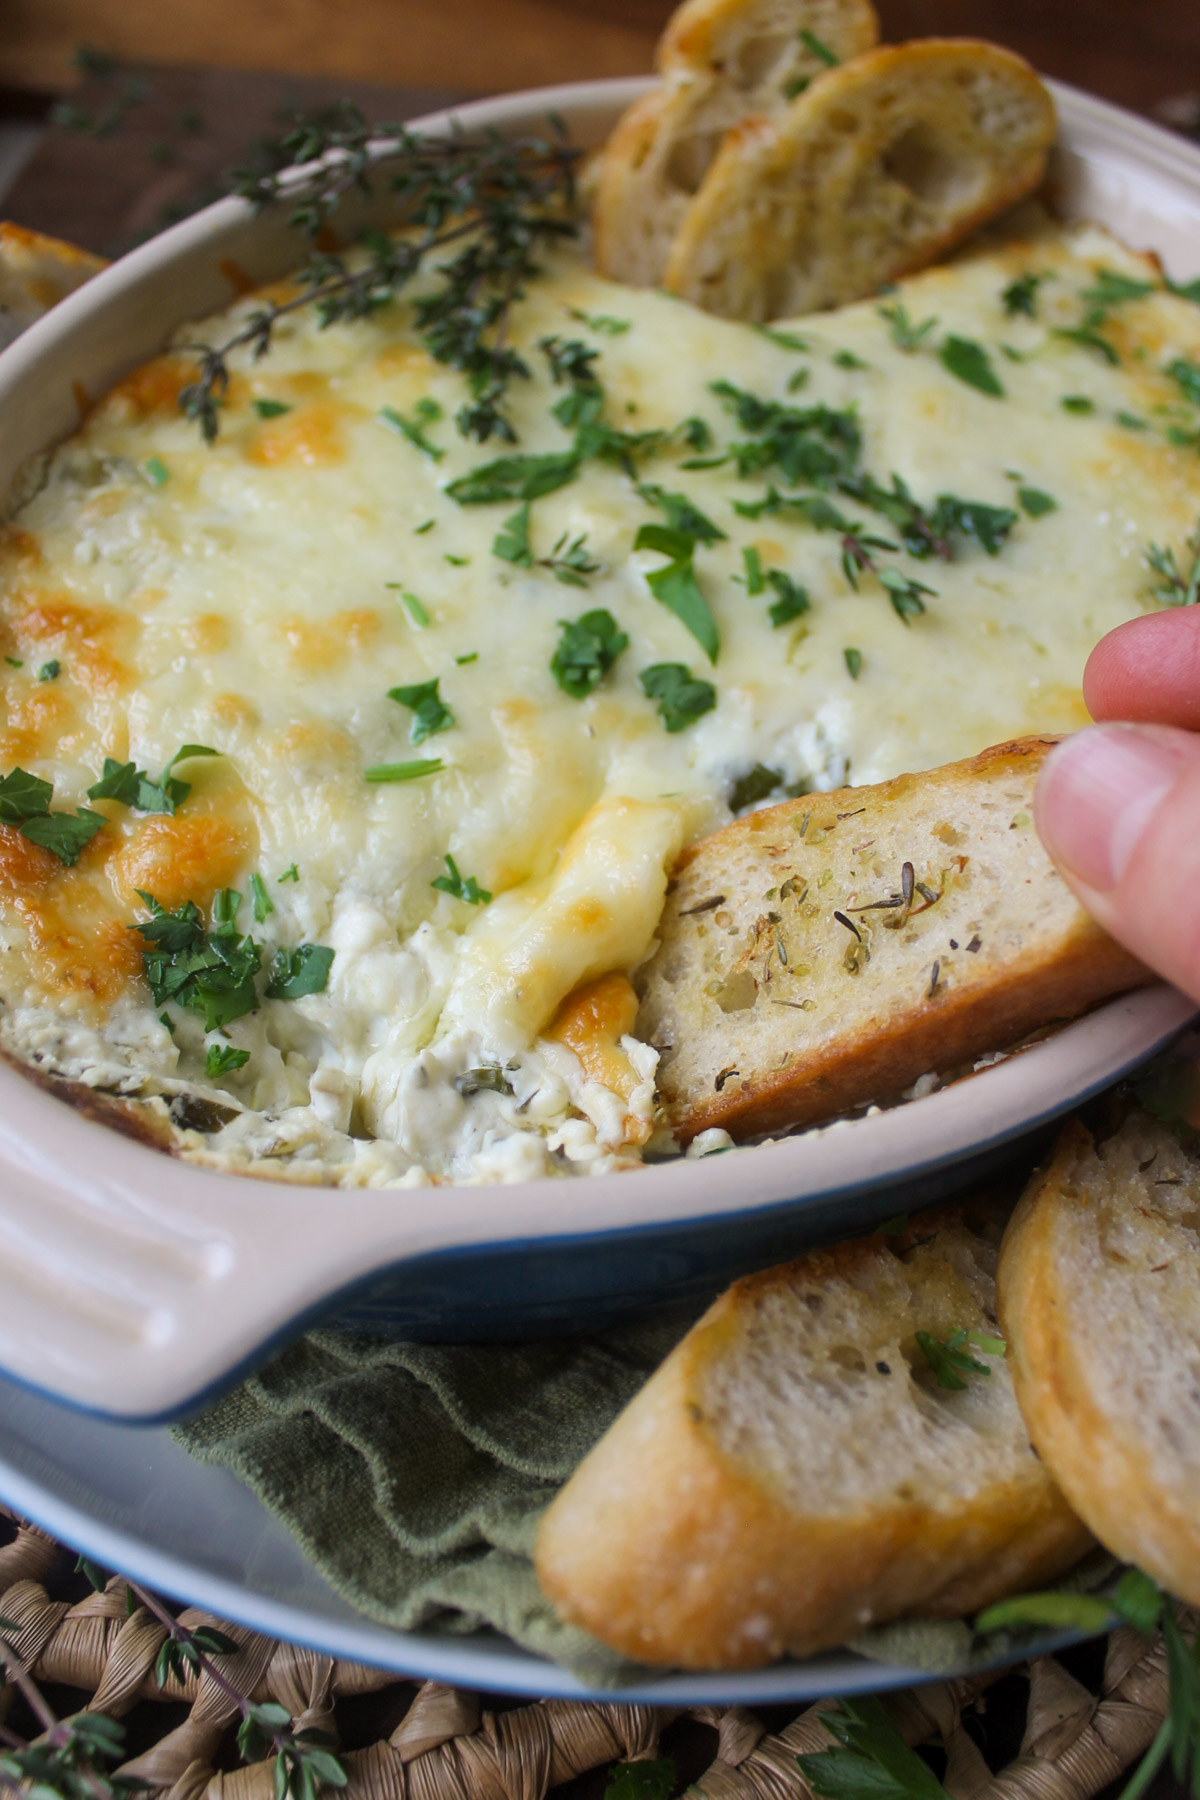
left=844, top=646, right=863, bottom=679
left=250, top=872, right=274, bottom=923
left=758, top=326, right=810, bottom=352
left=264, top=942, right=334, bottom=1000
left=1167, top=357, right=1200, bottom=407
left=1061, top=394, right=1095, bottom=413
left=431, top=853, right=491, bottom=904
left=635, top=523, right=719, bottom=662
left=541, top=530, right=601, bottom=586
left=879, top=302, right=938, bottom=352
left=730, top=764, right=782, bottom=812
left=1053, top=325, right=1120, bottom=365
left=386, top=587, right=430, bottom=626
left=206, top=1042, right=250, bottom=1077
left=567, top=307, right=630, bottom=335
left=833, top=348, right=869, bottom=370
left=492, top=501, right=533, bottom=566
left=1082, top=267, right=1155, bottom=311
left=550, top=609, right=629, bottom=698
left=387, top=678, right=454, bottom=743
left=1146, top=516, right=1200, bottom=607
left=766, top=568, right=810, bottom=626
left=252, top=398, right=292, bottom=418
left=741, top=545, right=765, bottom=594
left=940, top=334, right=1005, bottom=396
left=136, top=889, right=262, bottom=1031
left=1018, top=485, right=1058, bottom=517
left=88, top=744, right=219, bottom=815
left=278, top=864, right=300, bottom=882
left=915, top=1326, right=1003, bottom=1390
left=638, top=483, right=726, bottom=543
left=446, top=449, right=580, bottom=505
left=0, top=768, right=104, bottom=865
left=710, top=380, right=862, bottom=484
left=38, top=660, right=60, bottom=681
left=1001, top=271, right=1047, bottom=317
left=639, top=663, right=717, bottom=732
left=364, top=759, right=445, bottom=782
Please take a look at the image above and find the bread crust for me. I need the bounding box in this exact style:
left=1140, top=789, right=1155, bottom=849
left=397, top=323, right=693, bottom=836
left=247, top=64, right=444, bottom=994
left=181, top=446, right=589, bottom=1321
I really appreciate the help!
left=0, top=222, right=106, bottom=348
left=591, top=0, right=879, bottom=287
left=536, top=1204, right=1090, bottom=1668
left=636, top=737, right=1151, bottom=1143
left=997, top=1117, right=1200, bottom=1603
left=663, top=38, right=1056, bottom=319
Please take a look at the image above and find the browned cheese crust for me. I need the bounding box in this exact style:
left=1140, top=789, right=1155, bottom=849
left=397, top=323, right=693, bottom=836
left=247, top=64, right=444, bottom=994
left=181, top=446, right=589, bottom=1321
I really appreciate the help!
left=635, top=737, right=1151, bottom=1143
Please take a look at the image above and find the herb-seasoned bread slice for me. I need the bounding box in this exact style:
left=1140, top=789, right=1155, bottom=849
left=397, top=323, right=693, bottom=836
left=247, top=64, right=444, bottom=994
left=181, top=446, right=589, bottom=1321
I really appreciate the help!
left=0, top=222, right=106, bottom=351
left=635, top=737, right=1150, bottom=1143
left=591, top=0, right=879, bottom=288
left=997, top=1111, right=1200, bottom=1605
left=663, top=39, right=1055, bottom=320
left=535, top=1201, right=1091, bottom=1669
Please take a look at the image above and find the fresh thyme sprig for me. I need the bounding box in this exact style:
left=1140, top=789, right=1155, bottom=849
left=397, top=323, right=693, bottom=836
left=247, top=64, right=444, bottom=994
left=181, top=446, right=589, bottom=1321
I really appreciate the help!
left=179, top=114, right=580, bottom=446
left=1146, top=516, right=1200, bottom=607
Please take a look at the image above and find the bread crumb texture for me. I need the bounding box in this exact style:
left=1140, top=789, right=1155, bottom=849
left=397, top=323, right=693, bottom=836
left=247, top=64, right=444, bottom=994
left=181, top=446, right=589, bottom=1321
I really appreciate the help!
left=535, top=1199, right=1090, bottom=1667
left=998, top=1111, right=1200, bottom=1603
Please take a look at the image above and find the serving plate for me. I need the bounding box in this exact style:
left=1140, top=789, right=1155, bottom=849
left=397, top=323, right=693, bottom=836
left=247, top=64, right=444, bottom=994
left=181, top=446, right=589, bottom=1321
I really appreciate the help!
left=0, top=79, right=1197, bottom=1431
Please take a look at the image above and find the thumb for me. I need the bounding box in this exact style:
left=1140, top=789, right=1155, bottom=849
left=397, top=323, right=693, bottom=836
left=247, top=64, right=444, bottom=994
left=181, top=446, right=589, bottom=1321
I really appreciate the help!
left=1035, top=723, right=1200, bottom=1003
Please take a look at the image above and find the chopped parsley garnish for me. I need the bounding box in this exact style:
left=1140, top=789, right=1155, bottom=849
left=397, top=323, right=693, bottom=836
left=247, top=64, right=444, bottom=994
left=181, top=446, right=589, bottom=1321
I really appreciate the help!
left=1061, top=393, right=1095, bottom=413
left=492, top=502, right=533, bottom=566
left=1146, top=516, right=1200, bottom=607
left=446, top=449, right=580, bottom=505
left=730, top=764, right=782, bottom=812
left=1082, top=267, right=1155, bottom=310
left=1001, top=271, right=1047, bottom=317
left=87, top=744, right=218, bottom=815
left=638, top=483, right=726, bottom=543
left=455, top=651, right=478, bottom=665
left=206, top=1042, right=250, bottom=1077
left=634, top=523, right=720, bottom=662
left=844, top=646, right=863, bottom=679
left=431, top=853, right=491, bottom=904
left=740, top=545, right=765, bottom=594
left=250, top=872, right=274, bottom=923
left=879, top=301, right=938, bottom=352
left=758, top=326, right=810, bottom=352
left=1117, top=410, right=1148, bottom=430
left=639, top=662, right=717, bottom=732
left=379, top=398, right=444, bottom=460
left=1167, top=357, right=1200, bottom=407
left=136, top=889, right=262, bottom=1030
left=678, top=415, right=713, bottom=453
left=252, top=397, right=292, bottom=418
left=798, top=1694, right=953, bottom=1800
left=414, top=518, right=436, bottom=534
left=265, top=942, right=334, bottom=1000
left=915, top=1326, right=1004, bottom=1390
left=550, top=608, right=629, bottom=699
left=833, top=348, right=869, bottom=370
left=444, top=552, right=469, bottom=566
left=0, top=767, right=104, bottom=865
left=143, top=456, right=170, bottom=487
left=765, top=568, right=810, bottom=626
left=799, top=26, right=839, bottom=64
left=1018, top=485, right=1058, bottom=517
left=387, top=678, right=454, bottom=744
left=566, top=307, right=630, bottom=335
left=365, top=758, right=445, bottom=782
left=387, top=587, right=430, bottom=626
left=278, top=864, right=300, bottom=882
left=1053, top=324, right=1120, bottom=365
left=709, top=380, right=862, bottom=484
left=1168, top=273, right=1200, bottom=304
left=940, top=335, right=1005, bottom=397
left=38, top=661, right=60, bottom=681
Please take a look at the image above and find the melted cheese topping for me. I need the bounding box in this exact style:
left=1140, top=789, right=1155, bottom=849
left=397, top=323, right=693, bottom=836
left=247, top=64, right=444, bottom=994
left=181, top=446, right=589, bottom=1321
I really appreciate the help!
left=2, top=215, right=1199, bottom=1184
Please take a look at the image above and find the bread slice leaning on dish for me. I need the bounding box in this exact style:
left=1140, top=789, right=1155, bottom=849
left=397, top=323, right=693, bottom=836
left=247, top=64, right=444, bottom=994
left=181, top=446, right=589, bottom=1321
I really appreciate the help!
left=535, top=1198, right=1092, bottom=1669
left=0, top=221, right=106, bottom=351
left=591, top=0, right=880, bottom=288
left=662, top=38, right=1057, bottom=319
left=998, top=1108, right=1200, bottom=1606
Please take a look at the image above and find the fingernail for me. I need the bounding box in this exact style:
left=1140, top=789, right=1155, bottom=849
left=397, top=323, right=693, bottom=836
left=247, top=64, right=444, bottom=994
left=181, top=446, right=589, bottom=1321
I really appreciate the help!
left=1036, top=725, right=1185, bottom=891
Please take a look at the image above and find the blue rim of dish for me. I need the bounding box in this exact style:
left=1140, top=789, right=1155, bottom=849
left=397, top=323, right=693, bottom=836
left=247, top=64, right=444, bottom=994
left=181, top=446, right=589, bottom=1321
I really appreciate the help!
left=0, top=1445, right=1099, bottom=1703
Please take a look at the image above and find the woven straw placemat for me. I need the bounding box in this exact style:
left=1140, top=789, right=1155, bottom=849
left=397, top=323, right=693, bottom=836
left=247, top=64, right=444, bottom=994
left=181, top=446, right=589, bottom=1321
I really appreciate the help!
left=0, top=1509, right=1185, bottom=1800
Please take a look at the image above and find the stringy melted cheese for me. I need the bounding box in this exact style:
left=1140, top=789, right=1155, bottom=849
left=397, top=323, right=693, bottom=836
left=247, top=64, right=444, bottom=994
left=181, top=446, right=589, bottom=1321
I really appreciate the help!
left=2, top=215, right=1199, bottom=1185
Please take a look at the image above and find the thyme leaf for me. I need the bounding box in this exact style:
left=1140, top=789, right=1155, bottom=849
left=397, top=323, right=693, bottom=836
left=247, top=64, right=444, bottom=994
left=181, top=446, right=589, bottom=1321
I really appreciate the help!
left=940, top=334, right=1005, bottom=397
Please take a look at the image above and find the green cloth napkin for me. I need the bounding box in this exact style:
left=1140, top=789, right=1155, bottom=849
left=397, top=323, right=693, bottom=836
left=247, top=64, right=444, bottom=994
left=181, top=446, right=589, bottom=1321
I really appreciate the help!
left=172, top=1309, right=702, bottom=1685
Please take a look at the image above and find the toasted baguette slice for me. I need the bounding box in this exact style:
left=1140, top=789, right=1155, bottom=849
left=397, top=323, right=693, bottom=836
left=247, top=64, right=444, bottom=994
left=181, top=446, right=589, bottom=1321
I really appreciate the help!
left=0, top=222, right=106, bottom=351
left=535, top=1201, right=1091, bottom=1669
left=591, top=0, right=879, bottom=287
left=635, top=737, right=1150, bottom=1144
left=998, top=1111, right=1200, bottom=1605
left=663, top=39, right=1055, bottom=320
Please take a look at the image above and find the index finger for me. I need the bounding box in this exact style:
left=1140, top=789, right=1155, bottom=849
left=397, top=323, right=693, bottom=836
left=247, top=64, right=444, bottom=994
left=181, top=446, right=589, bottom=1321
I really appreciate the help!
left=1084, top=607, right=1200, bottom=729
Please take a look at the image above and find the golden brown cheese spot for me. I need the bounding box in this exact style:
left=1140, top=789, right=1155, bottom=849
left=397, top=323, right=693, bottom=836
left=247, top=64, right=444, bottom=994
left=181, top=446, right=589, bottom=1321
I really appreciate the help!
left=21, top=899, right=142, bottom=1006
left=0, top=823, right=62, bottom=894
left=209, top=693, right=259, bottom=731
left=6, top=592, right=132, bottom=700
left=179, top=613, right=232, bottom=655
left=277, top=608, right=382, bottom=673
left=0, top=681, right=72, bottom=765
left=247, top=399, right=350, bottom=467
left=109, top=814, right=249, bottom=911
left=98, top=355, right=191, bottom=424
left=545, top=971, right=650, bottom=1146
left=374, top=343, right=439, bottom=378
left=565, top=897, right=613, bottom=937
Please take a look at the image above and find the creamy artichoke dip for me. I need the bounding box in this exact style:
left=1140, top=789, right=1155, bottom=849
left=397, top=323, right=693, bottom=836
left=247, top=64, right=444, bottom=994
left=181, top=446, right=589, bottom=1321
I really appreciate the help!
left=1, top=217, right=1197, bottom=1185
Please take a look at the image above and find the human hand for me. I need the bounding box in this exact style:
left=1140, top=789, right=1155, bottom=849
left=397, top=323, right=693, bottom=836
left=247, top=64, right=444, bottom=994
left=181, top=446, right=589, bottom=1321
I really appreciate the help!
left=1035, top=607, right=1200, bottom=1000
